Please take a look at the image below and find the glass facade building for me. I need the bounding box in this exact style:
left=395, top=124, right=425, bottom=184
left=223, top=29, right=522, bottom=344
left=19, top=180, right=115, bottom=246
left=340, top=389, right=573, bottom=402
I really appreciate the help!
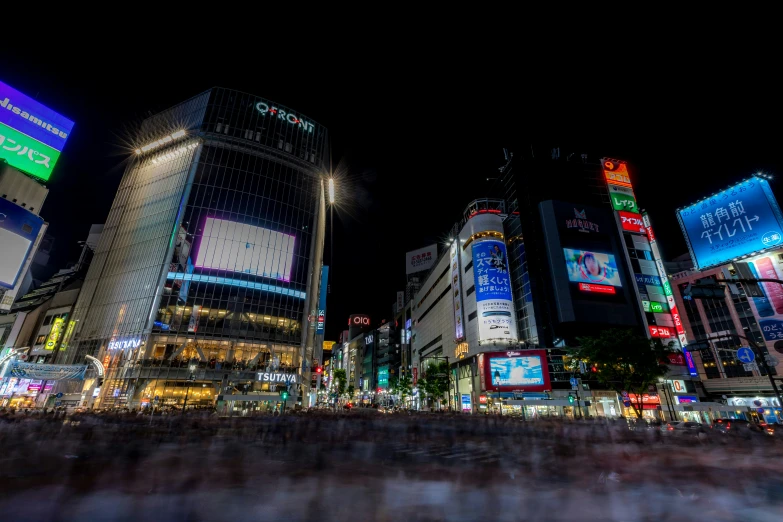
left=59, top=88, right=328, bottom=410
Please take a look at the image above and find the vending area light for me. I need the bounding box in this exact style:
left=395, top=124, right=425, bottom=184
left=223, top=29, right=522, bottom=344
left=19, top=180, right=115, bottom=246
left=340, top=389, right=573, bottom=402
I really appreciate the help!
left=151, top=141, right=199, bottom=164
left=135, top=129, right=188, bottom=155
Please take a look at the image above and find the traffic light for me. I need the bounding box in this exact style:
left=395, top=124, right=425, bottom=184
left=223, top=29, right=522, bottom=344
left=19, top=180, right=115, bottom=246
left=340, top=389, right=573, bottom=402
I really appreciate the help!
left=591, top=365, right=598, bottom=373
left=315, top=366, right=322, bottom=374
left=568, top=394, right=575, bottom=405
left=280, top=390, right=289, bottom=401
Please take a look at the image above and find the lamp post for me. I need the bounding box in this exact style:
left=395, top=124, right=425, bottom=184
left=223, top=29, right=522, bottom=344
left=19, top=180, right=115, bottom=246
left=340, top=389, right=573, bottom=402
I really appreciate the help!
left=182, top=361, right=197, bottom=413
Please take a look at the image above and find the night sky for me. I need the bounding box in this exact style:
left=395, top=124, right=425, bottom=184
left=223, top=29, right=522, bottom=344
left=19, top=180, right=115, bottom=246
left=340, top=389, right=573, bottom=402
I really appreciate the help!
left=3, top=54, right=782, bottom=342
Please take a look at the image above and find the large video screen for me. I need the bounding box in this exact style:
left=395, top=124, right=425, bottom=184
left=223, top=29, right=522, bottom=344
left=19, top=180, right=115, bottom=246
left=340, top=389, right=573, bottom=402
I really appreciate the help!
left=563, top=248, right=622, bottom=287
left=488, top=354, right=544, bottom=387
left=677, top=178, right=783, bottom=270
left=195, top=218, right=295, bottom=281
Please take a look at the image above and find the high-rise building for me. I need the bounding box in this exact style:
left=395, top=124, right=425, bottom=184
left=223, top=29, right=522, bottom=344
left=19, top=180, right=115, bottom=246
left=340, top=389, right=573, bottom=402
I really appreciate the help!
left=60, top=88, right=329, bottom=410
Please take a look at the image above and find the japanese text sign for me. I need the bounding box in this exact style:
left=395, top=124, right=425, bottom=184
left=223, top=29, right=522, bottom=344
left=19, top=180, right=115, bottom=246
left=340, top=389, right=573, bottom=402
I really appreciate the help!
left=678, top=178, right=783, bottom=270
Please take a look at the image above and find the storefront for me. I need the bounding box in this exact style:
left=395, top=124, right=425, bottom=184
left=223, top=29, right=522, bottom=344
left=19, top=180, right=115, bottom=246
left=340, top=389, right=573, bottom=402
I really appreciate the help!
left=217, top=392, right=291, bottom=416
left=0, top=378, right=53, bottom=408
left=623, top=393, right=663, bottom=421
left=591, top=390, right=622, bottom=418
left=725, top=396, right=782, bottom=424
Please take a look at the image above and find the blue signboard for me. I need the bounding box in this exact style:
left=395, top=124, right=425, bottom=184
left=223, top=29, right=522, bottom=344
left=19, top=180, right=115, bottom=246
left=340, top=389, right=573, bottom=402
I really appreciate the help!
left=635, top=273, right=662, bottom=287
left=684, top=349, right=698, bottom=377
left=316, top=266, right=329, bottom=334
left=471, top=240, right=517, bottom=342
left=736, top=347, right=755, bottom=363
left=0, top=198, right=45, bottom=289
left=0, top=80, right=74, bottom=152
left=678, top=178, right=783, bottom=270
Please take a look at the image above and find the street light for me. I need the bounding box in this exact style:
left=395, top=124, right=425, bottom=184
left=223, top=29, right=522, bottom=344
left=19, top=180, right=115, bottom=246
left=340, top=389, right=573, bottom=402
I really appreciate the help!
left=328, top=177, right=335, bottom=205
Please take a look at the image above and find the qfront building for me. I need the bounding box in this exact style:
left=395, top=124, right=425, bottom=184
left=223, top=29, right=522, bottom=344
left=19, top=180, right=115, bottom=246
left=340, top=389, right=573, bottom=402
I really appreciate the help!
left=57, top=88, right=329, bottom=411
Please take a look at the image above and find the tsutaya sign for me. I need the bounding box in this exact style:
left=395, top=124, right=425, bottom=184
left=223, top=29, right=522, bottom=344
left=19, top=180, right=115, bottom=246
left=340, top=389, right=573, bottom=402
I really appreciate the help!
left=107, top=337, right=142, bottom=351
left=255, top=102, right=314, bottom=133
left=256, top=372, right=300, bottom=384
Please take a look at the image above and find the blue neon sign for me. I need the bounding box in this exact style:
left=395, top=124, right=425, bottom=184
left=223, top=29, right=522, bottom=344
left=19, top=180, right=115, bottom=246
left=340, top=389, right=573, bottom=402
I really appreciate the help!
left=678, top=178, right=783, bottom=270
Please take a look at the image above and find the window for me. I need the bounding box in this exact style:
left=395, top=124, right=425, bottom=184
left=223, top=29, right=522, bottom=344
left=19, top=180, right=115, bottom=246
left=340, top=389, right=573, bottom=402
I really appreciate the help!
left=464, top=260, right=473, bottom=272
left=468, top=311, right=477, bottom=321
left=35, top=334, right=46, bottom=345
left=466, top=285, right=475, bottom=296
left=42, top=315, right=53, bottom=326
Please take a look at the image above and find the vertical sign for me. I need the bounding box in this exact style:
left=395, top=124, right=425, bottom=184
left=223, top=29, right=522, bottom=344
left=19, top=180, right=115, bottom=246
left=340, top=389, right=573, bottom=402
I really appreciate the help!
left=643, top=212, right=687, bottom=348
left=471, top=240, right=518, bottom=342
left=316, top=265, right=329, bottom=335
left=396, top=291, right=404, bottom=313
left=450, top=241, right=465, bottom=341
left=45, top=316, right=66, bottom=350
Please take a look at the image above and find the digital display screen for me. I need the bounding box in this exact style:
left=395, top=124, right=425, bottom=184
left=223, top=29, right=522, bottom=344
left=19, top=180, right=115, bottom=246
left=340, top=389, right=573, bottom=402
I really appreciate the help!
left=0, top=198, right=44, bottom=289
left=488, top=355, right=544, bottom=387
left=195, top=218, right=295, bottom=281
left=678, top=178, right=783, bottom=270
left=564, top=248, right=622, bottom=287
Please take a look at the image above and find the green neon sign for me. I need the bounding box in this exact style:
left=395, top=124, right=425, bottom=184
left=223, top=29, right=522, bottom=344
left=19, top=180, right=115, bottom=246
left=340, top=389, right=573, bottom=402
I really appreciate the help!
left=662, top=280, right=673, bottom=297
left=0, top=122, right=60, bottom=181
left=611, top=193, right=639, bottom=213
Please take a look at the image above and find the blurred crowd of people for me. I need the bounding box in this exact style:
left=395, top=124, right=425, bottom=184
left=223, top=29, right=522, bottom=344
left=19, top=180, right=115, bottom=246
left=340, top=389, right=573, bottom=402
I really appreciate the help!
left=1, top=408, right=782, bottom=521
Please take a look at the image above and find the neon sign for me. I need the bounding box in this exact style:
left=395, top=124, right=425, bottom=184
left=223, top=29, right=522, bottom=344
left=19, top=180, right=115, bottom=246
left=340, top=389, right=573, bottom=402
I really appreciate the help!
left=255, top=102, right=314, bottom=133
left=107, top=337, right=142, bottom=351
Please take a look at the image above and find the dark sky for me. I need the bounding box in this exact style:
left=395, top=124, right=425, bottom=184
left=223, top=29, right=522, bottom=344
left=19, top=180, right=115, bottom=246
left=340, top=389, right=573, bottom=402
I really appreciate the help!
left=3, top=51, right=782, bottom=341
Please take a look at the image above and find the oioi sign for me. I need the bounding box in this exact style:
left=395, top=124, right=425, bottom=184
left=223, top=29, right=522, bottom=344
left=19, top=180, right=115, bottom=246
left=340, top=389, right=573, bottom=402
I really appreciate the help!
left=0, top=80, right=74, bottom=181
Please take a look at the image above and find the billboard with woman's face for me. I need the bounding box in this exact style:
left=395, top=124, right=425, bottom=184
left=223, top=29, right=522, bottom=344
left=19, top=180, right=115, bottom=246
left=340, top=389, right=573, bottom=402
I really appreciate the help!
left=564, top=249, right=622, bottom=288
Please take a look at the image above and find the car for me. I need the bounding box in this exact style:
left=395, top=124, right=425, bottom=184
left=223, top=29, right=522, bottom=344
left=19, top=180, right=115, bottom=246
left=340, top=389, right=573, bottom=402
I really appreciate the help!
left=661, top=421, right=704, bottom=435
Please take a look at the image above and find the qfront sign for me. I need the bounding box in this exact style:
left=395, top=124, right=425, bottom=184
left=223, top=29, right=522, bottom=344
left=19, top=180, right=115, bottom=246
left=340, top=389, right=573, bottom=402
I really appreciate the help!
left=255, top=102, right=314, bottom=133
left=0, top=80, right=74, bottom=181
left=256, top=372, right=299, bottom=384
left=677, top=178, right=783, bottom=270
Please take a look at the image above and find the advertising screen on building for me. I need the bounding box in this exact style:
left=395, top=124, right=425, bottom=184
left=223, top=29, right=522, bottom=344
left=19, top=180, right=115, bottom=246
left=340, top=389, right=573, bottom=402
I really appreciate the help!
left=618, top=211, right=645, bottom=234
left=405, top=244, right=437, bottom=275
left=564, top=248, right=622, bottom=288
left=316, top=266, right=329, bottom=335
left=1, top=80, right=74, bottom=181
left=677, top=178, right=783, bottom=270
left=736, top=253, right=783, bottom=363
left=0, top=198, right=45, bottom=289
left=195, top=217, right=295, bottom=281
left=483, top=350, right=550, bottom=392
left=471, top=240, right=518, bottom=342
left=450, top=242, right=465, bottom=341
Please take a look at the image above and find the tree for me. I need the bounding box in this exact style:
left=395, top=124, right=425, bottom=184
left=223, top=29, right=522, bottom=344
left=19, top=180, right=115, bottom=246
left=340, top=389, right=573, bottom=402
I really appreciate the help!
left=389, top=374, right=413, bottom=407
left=346, top=384, right=355, bottom=401
left=570, top=329, right=671, bottom=419
left=334, top=369, right=347, bottom=400
left=417, top=361, right=450, bottom=410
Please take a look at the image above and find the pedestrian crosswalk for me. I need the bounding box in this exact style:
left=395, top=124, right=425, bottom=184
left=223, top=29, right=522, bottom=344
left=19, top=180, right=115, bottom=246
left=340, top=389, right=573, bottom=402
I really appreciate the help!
left=385, top=442, right=501, bottom=463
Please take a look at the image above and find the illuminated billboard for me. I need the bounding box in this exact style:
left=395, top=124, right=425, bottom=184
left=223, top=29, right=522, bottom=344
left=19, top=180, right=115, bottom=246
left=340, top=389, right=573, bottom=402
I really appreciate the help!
left=484, top=350, right=550, bottom=392
left=677, top=177, right=783, bottom=270
left=564, top=248, right=622, bottom=288
left=739, top=254, right=783, bottom=363
left=618, top=211, right=645, bottom=234
left=0, top=198, right=45, bottom=289
left=472, top=240, right=518, bottom=342
left=0, top=80, right=74, bottom=181
left=195, top=217, right=295, bottom=281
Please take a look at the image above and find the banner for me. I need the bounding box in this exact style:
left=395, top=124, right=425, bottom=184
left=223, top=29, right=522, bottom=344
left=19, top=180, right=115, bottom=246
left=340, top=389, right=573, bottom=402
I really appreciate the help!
left=316, top=266, right=329, bottom=334
left=406, top=244, right=437, bottom=275
left=9, top=362, right=87, bottom=381
left=471, top=240, right=518, bottom=342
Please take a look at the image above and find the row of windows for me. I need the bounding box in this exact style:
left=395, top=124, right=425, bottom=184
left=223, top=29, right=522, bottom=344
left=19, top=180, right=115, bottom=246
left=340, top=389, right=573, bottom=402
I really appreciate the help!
left=415, top=266, right=450, bottom=310
left=416, top=285, right=452, bottom=326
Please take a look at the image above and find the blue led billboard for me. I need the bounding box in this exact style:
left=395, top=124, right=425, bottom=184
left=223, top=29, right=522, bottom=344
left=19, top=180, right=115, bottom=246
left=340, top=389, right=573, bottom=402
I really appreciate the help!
left=677, top=178, right=783, bottom=270
left=488, top=354, right=544, bottom=387
left=0, top=198, right=44, bottom=289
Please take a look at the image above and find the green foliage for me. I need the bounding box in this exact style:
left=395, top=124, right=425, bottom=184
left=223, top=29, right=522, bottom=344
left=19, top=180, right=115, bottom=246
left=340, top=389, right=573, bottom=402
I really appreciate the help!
left=417, top=361, right=450, bottom=408
left=570, top=329, right=671, bottom=419
left=334, top=369, right=347, bottom=398
left=390, top=374, right=413, bottom=403
left=346, top=384, right=355, bottom=400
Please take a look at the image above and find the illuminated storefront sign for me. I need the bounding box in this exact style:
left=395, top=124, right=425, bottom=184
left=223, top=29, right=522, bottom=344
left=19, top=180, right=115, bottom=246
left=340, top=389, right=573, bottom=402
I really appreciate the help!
left=256, top=372, right=299, bottom=384
left=611, top=192, right=639, bottom=213
left=643, top=212, right=685, bottom=344
left=316, top=266, right=329, bottom=335
left=677, top=177, right=783, bottom=270
left=255, top=102, right=314, bottom=133
left=684, top=349, right=698, bottom=376
left=455, top=343, right=469, bottom=359
left=350, top=315, right=370, bottom=326
left=579, top=283, right=616, bottom=294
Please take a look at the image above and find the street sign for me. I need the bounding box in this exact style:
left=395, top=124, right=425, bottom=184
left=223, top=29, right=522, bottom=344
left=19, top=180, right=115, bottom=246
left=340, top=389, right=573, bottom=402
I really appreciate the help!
left=55, top=401, right=62, bottom=407
left=570, top=377, right=578, bottom=386
left=623, top=400, right=632, bottom=407
left=757, top=407, right=766, bottom=414
left=621, top=390, right=629, bottom=398
left=743, top=363, right=758, bottom=372
left=736, top=347, right=755, bottom=364
left=571, top=385, right=578, bottom=391
left=55, top=392, right=63, bottom=398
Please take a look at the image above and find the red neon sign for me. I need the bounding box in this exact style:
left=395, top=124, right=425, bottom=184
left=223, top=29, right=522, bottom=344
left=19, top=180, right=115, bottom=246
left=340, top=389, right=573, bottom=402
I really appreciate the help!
left=649, top=325, right=673, bottom=338
left=579, top=283, right=616, bottom=294
left=619, top=211, right=645, bottom=234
